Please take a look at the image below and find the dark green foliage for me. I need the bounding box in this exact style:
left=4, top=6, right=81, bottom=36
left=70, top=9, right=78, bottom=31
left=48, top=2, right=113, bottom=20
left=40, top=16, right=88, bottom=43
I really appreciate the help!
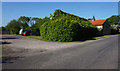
left=18, top=16, right=30, bottom=23
left=51, top=9, right=87, bottom=21
left=88, top=18, right=92, bottom=20
left=41, top=19, right=78, bottom=42
left=30, top=23, right=40, bottom=32
left=5, top=18, right=29, bottom=34
left=5, top=20, right=21, bottom=34
left=111, top=29, right=118, bottom=35
left=20, top=22, right=29, bottom=28
left=39, top=17, right=50, bottom=26
left=0, top=26, right=10, bottom=34
left=0, top=26, right=6, bottom=31
left=27, top=23, right=40, bottom=36
left=26, top=17, right=50, bottom=36
left=108, top=15, right=120, bottom=25
left=40, top=9, right=98, bottom=42
left=18, top=16, right=31, bottom=26
left=32, top=17, right=41, bottom=24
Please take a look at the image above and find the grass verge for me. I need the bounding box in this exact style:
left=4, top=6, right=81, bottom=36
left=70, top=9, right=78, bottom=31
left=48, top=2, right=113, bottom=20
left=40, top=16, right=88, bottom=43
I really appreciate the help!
left=93, top=34, right=119, bottom=40
left=27, top=34, right=119, bottom=43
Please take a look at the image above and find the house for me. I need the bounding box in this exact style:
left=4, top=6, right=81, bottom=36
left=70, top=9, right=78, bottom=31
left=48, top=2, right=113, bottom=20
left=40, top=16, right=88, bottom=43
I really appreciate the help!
left=89, top=16, right=111, bottom=35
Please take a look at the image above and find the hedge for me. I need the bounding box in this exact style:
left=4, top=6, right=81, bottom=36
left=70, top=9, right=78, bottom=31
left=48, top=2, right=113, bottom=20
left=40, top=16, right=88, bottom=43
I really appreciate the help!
left=40, top=9, right=98, bottom=42
left=40, top=19, right=98, bottom=42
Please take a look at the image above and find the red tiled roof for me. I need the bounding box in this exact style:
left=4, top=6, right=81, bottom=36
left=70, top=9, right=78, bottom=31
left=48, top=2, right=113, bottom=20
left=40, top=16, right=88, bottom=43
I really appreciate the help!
left=89, top=19, right=107, bottom=25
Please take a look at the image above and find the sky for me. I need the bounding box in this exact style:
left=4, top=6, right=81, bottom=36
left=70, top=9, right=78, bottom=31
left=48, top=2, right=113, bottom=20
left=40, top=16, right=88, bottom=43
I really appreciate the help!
left=1, top=0, right=120, bottom=2
left=0, top=1, right=2, bottom=27
left=119, top=1, right=120, bottom=15
left=1, top=2, right=119, bottom=27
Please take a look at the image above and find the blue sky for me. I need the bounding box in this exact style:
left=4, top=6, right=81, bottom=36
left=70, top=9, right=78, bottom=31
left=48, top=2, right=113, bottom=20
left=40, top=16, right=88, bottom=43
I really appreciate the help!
left=1, top=0, right=120, bottom=2
left=2, top=2, right=118, bottom=27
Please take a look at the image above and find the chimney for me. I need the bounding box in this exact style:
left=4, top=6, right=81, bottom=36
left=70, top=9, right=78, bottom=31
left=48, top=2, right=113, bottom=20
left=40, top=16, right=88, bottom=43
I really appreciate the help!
left=92, top=16, right=95, bottom=21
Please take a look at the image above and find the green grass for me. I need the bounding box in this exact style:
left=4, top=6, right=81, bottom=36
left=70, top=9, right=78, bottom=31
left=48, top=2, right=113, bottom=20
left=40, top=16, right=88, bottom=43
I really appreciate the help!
left=27, top=34, right=119, bottom=43
left=28, top=36, right=62, bottom=42
left=74, top=34, right=119, bottom=42
left=0, top=45, right=2, bottom=50
left=27, top=36, right=39, bottom=38
left=93, top=34, right=118, bottom=40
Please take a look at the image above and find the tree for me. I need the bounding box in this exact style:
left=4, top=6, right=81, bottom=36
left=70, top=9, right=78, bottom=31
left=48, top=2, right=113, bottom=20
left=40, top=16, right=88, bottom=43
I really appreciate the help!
left=5, top=20, right=21, bottom=34
left=108, top=15, right=120, bottom=25
left=18, top=16, right=31, bottom=26
left=0, top=26, right=6, bottom=31
left=27, top=17, right=48, bottom=36
left=32, top=17, right=41, bottom=24
left=39, top=17, right=50, bottom=26
left=29, top=23, right=40, bottom=36
left=88, top=18, right=92, bottom=20
left=19, top=22, right=29, bottom=29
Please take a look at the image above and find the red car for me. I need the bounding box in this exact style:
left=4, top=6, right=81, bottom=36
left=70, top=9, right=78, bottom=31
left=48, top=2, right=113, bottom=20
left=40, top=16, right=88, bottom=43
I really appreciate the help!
left=22, top=29, right=32, bottom=36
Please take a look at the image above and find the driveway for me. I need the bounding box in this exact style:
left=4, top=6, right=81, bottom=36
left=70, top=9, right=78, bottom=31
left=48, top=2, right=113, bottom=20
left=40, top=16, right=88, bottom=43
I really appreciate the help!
left=2, top=35, right=119, bottom=69
left=2, top=35, right=91, bottom=56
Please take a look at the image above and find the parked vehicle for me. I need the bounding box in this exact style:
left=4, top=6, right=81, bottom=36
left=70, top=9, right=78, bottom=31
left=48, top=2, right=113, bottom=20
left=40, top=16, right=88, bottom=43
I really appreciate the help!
left=19, top=29, right=23, bottom=35
left=19, top=29, right=32, bottom=36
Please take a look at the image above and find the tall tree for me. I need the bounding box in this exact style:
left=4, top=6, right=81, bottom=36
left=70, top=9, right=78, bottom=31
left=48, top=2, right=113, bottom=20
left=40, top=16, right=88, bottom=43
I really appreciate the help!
left=108, top=15, right=120, bottom=25
left=32, top=17, right=41, bottom=24
left=18, top=16, right=31, bottom=27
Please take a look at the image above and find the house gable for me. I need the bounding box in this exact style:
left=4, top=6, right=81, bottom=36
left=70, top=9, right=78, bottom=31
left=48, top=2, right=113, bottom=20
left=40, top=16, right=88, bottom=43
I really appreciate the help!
left=89, top=16, right=111, bottom=35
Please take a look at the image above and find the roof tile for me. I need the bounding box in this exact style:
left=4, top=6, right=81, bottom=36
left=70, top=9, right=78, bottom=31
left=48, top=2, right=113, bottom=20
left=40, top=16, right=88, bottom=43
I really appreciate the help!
left=89, top=19, right=107, bottom=25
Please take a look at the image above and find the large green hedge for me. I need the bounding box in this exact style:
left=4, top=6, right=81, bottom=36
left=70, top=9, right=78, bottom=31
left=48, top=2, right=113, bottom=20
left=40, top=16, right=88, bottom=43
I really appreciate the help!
left=40, top=9, right=98, bottom=42
left=41, top=19, right=79, bottom=42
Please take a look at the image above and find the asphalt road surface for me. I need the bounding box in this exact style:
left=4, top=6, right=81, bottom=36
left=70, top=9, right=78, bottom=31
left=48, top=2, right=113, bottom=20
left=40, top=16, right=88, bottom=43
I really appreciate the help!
left=3, top=35, right=119, bottom=69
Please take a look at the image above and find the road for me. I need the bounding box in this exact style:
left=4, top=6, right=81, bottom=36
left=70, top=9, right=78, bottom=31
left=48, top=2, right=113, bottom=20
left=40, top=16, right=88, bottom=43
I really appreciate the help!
left=3, top=35, right=119, bottom=69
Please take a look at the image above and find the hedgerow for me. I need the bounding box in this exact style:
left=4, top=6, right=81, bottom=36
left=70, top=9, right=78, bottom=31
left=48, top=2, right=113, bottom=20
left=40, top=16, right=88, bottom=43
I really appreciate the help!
left=40, top=9, right=98, bottom=42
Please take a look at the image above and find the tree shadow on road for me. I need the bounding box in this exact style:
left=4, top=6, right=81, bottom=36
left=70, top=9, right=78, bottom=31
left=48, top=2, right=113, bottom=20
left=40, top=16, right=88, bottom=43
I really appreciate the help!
left=1, top=37, right=19, bottom=40
left=0, top=41, right=12, bottom=45
left=2, top=56, right=24, bottom=64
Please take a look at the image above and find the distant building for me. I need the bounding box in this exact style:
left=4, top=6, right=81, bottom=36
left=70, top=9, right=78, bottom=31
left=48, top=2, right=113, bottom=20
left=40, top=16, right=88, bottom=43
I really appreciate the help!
left=89, top=16, right=111, bottom=35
